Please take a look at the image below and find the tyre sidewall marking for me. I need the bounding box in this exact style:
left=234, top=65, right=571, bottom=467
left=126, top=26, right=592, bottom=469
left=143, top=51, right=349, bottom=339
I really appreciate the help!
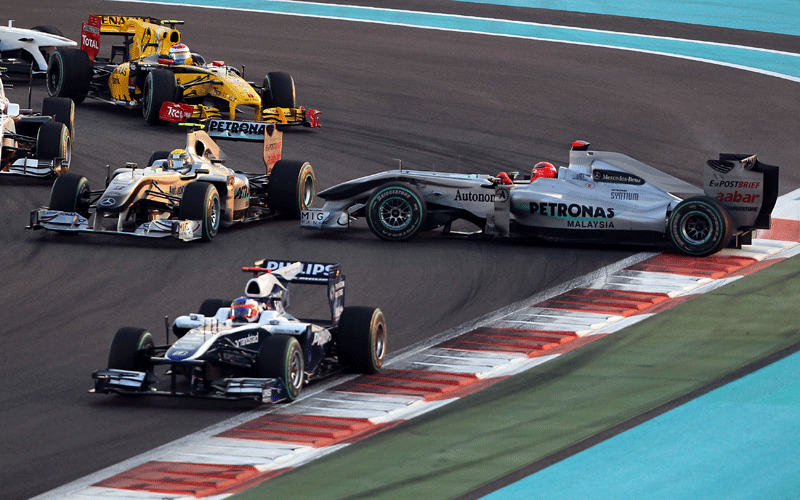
left=669, top=201, right=722, bottom=253
left=371, top=186, right=422, bottom=238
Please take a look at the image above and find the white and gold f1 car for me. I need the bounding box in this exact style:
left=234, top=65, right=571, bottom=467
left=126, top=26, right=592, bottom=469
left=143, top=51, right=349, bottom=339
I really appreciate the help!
left=28, top=124, right=314, bottom=241
left=0, top=71, right=74, bottom=178
left=46, top=15, right=320, bottom=134
left=301, top=141, right=778, bottom=257
left=91, top=260, right=387, bottom=403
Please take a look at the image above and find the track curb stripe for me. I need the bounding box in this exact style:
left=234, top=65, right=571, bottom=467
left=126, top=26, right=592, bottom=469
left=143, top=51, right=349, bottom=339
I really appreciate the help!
left=39, top=193, right=800, bottom=500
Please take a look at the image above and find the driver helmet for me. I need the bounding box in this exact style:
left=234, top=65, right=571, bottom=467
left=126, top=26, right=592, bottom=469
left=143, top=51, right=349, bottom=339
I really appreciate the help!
left=168, top=148, right=191, bottom=169
left=169, top=43, right=191, bottom=65
left=531, top=162, right=557, bottom=181
left=229, top=297, right=261, bottom=323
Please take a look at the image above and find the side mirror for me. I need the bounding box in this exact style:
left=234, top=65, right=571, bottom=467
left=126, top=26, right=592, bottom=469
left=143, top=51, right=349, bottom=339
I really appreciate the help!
left=5, top=102, right=20, bottom=117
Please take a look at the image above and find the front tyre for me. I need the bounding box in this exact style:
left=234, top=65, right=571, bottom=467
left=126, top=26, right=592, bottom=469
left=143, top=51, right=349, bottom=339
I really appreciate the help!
left=46, top=48, right=91, bottom=104
left=180, top=181, right=220, bottom=241
left=142, top=69, right=178, bottom=124
left=337, top=306, right=387, bottom=373
left=36, top=121, right=71, bottom=168
left=267, top=160, right=315, bottom=219
left=366, top=182, right=426, bottom=241
left=49, top=172, right=90, bottom=216
left=668, top=196, right=733, bottom=257
left=261, top=72, right=296, bottom=108
left=257, top=334, right=304, bottom=402
left=108, top=327, right=154, bottom=372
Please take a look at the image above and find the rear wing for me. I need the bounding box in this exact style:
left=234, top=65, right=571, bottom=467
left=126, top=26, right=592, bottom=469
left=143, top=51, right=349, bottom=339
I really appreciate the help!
left=243, top=260, right=345, bottom=326
left=703, top=154, right=779, bottom=230
left=82, top=15, right=183, bottom=63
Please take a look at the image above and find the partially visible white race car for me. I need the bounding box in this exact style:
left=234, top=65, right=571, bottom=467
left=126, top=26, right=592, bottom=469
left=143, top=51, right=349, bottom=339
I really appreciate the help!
left=0, top=71, right=74, bottom=177
left=0, top=21, right=76, bottom=74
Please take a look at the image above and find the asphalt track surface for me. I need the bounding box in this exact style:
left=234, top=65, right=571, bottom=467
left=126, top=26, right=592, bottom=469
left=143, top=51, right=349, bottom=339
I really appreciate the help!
left=3, top=2, right=800, bottom=499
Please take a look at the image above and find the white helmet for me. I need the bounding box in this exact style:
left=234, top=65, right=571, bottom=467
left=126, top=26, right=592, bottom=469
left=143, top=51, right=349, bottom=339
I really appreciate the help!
left=229, top=297, right=261, bottom=323
left=169, top=43, right=191, bottom=64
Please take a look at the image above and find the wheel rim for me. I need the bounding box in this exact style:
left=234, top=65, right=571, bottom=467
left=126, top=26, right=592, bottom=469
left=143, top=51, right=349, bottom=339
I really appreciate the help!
left=209, top=195, right=220, bottom=230
left=680, top=211, right=712, bottom=245
left=288, top=349, right=303, bottom=390
left=379, top=197, right=413, bottom=230
left=142, top=79, right=152, bottom=117
left=47, top=58, right=60, bottom=95
left=374, top=323, right=386, bottom=360
left=301, top=174, right=314, bottom=208
left=63, top=135, right=71, bottom=168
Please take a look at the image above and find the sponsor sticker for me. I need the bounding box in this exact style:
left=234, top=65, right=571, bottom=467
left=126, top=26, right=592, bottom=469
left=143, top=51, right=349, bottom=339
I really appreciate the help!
left=592, top=169, right=645, bottom=185
left=81, top=15, right=101, bottom=62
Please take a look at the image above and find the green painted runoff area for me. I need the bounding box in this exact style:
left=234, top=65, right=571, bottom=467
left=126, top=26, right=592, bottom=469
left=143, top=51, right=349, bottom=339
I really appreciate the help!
left=233, top=255, right=800, bottom=500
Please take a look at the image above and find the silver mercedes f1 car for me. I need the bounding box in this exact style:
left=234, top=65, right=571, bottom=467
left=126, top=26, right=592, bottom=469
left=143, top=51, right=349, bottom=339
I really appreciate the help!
left=91, top=260, right=387, bottom=403
left=301, top=141, right=778, bottom=257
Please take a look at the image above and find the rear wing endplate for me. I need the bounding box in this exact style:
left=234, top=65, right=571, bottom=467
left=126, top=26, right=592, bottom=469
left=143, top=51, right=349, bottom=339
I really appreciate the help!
left=243, top=260, right=345, bottom=325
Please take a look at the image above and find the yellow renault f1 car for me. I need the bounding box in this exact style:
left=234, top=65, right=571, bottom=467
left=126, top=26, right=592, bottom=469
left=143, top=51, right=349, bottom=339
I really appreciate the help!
left=45, top=15, right=319, bottom=139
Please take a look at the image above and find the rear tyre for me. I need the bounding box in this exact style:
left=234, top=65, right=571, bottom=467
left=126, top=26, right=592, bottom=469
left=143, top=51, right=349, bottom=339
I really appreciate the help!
left=668, top=196, right=733, bottom=257
left=257, top=334, right=304, bottom=402
left=173, top=298, right=230, bottom=338
left=337, top=306, right=387, bottom=373
left=31, top=25, right=63, bottom=36
left=41, top=97, right=75, bottom=138
left=108, top=327, right=154, bottom=372
left=46, top=48, right=91, bottom=104
left=198, top=298, right=230, bottom=317
left=366, top=182, right=426, bottom=241
left=36, top=121, right=71, bottom=168
left=261, top=72, right=296, bottom=108
left=142, top=69, right=178, bottom=124
left=147, top=150, right=170, bottom=167
left=49, top=172, right=90, bottom=216
left=267, top=160, right=315, bottom=219
left=180, top=181, right=220, bottom=241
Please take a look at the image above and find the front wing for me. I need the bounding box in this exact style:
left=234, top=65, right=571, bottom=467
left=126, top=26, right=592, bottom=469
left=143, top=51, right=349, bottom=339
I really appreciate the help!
left=27, top=209, right=204, bottom=241
left=159, top=102, right=321, bottom=140
left=91, top=368, right=290, bottom=403
left=1, top=158, right=68, bottom=178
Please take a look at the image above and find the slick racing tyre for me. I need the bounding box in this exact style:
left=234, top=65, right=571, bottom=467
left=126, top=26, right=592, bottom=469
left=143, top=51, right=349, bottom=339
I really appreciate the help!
left=31, top=25, right=64, bottom=36
left=49, top=172, right=90, bottom=216
left=36, top=121, right=71, bottom=167
left=108, top=327, right=155, bottom=372
left=173, top=298, right=230, bottom=338
left=267, top=160, right=315, bottom=219
left=147, top=151, right=170, bottom=167
left=142, top=69, right=178, bottom=124
left=257, top=335, right=304, bottom=402
left=46, top=48, right=91, bottom=104
left=180, top=181, right=220, bottom=241
left=41, top=97, right=75, bottom=139
left=261, top=72, right=296, bottom=108
left=366, top=182, right=427, bottom=241
left=337, top=306, right=387, bottom=373
left=668, top=196, right=733, bottom=257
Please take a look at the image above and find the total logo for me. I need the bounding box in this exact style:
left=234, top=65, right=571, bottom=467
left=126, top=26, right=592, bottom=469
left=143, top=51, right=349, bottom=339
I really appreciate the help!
left=81, top=35, right=99, bottom=50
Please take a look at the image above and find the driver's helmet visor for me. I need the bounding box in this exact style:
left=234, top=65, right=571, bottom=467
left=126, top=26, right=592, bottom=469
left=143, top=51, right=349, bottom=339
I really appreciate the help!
left=231, top=304, right=258, bottom=321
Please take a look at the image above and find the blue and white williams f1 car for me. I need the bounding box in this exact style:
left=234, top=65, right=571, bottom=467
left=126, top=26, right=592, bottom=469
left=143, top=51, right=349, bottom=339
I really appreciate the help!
left=92, top=260, right=387, bottom=403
